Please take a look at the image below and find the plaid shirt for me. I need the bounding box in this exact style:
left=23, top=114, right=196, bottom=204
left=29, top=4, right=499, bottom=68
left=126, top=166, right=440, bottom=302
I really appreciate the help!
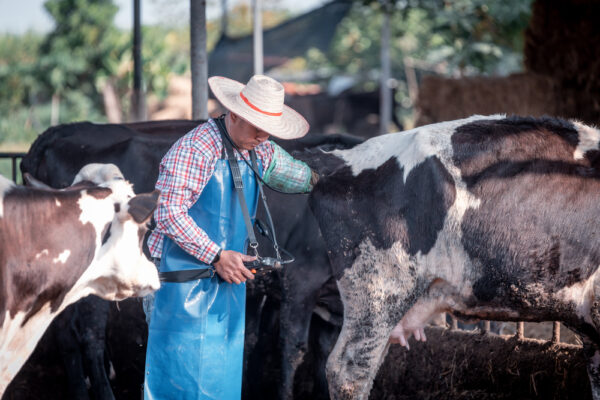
left=147, top=119, right=311, bottom=264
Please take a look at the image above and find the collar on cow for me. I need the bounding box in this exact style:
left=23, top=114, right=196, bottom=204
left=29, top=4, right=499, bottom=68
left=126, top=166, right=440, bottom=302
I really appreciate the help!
left=216, top=116, right=295, bottom=273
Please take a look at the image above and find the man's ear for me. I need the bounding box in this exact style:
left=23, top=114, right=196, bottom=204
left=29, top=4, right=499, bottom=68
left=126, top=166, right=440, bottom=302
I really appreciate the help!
left=229, top=112, right=238, bottom=123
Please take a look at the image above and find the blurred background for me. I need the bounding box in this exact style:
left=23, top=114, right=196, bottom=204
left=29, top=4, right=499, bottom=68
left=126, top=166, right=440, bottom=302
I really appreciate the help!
left=0, top=0, right=533, bottom=153
left=3, top=1, right=600, bottom=398
left=3, top=0, right=599, bottom=177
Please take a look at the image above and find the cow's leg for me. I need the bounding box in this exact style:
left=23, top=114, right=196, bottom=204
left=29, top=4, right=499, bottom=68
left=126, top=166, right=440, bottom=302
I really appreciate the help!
left=279, top=260, right=334, bottom=399
left=53, top=305, right=90, bottom=400
left=583, top=339, right=600, bottom=400
left=579, top=275, right=600, bottom=400
left=313, top=314, right=342, bottom=399
left=326, top=251, right=420, bottom=400
left=325, top=292, right=413, bottom=400
left=77, top=296, right=114, bottom=400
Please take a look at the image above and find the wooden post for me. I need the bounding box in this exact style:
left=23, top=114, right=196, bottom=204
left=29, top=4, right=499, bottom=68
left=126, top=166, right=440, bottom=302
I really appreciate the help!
left=516, top=321, right=524, bottom=339
left=252, top=0, right=263, bottom=75
left=552, top=321, right=561, bottom=344
left=483, top=320, right=491, bottom=333
left=190, top=0, right=208, bottom=120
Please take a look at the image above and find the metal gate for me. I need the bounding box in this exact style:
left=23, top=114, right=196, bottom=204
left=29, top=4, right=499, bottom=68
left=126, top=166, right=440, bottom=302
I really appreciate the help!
left=0, top=152, right=27, bottom=182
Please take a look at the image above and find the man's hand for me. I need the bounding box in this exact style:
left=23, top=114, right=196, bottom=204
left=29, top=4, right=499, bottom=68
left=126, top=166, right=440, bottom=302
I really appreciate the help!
left=213, top=250, right=256, bottom=284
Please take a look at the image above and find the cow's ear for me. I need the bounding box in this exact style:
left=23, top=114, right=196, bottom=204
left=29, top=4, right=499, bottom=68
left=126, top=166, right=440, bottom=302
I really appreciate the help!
left=127, top=190, right=160, bottom=223
left=23, top=173, right=53, bottom=189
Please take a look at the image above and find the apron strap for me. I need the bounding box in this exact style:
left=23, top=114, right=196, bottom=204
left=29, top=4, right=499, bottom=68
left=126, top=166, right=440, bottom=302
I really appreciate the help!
left=159, top=267, right=214, bottom=282
left=251, top=150, right=281, bottom=259
left=215, top=116, right=293, bottom=267
left=216, top=118, right=260, bottom=254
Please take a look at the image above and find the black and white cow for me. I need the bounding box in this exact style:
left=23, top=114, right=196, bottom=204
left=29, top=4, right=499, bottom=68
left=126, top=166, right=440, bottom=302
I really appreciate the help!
left=0, top=169, right=160, bottom=395
left=297, top=115, right=600, bottom=399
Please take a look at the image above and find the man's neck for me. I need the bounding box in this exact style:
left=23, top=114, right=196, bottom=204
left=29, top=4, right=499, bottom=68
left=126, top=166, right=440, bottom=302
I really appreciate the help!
left=224, top=113, right=241, bottom=149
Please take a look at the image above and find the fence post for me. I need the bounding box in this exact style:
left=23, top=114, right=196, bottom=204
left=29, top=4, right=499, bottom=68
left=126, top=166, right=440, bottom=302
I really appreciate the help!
left=516, top=321, right=524, bottom=339
left=483, top=320, right=490, bottom=333
left=11, top=157, right=17, bottom=182
left=552, top=321, right=561, bottom=344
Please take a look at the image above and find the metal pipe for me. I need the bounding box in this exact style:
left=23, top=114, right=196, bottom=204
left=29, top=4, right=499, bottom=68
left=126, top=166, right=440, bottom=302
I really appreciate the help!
left=132, top=0, right=145, bottom=121
left=0, top=153, right=27, bottom=183
left=191, top=0, right=209, bottom=120
left=11, top=157, right=17, bottom=182
left=253, top=0, right=263, bottom=75
left=220, top=0, right=228, bottom=35
left=379, top=5, right=391, bottom=135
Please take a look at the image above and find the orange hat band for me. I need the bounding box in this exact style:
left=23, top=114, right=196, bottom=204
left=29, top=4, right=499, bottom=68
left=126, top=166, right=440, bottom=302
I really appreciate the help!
left=239, top=92, right=283, bottom=117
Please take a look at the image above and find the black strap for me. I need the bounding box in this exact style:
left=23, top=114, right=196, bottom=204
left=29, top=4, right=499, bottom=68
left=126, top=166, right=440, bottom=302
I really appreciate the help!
left=215, top=116, right=286, bottom=262
left=219, top=120, right=260, bottom=253
left=252, top=151, right=281, bottom=259
left=159, top=267, right=214, bottom=283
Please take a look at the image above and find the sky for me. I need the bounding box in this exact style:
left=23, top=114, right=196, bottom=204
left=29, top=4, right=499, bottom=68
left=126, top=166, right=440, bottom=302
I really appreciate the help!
left=0, top=0, right=330, bottom=35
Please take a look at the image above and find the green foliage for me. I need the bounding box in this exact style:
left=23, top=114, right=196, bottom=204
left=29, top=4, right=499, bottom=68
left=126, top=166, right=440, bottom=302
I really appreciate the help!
left=427, top=0, right=532, bottom=74
left=0, top=33, right=43, bottom=112
left=0, top=0, right=534, bottom=151
left=323, top=0, right=532, bottom=77
left=37, top=0, right=122, bottom=107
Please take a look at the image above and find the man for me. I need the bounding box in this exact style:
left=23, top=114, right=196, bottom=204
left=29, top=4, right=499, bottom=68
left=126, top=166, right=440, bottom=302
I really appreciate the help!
left=144, top=75, right=316, bottom=399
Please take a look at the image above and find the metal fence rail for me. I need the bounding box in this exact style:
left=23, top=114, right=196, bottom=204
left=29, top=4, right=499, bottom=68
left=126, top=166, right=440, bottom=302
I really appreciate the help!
left=450, top=316, right=564, bottom=344
left=0, top=152, right=27, bottom=182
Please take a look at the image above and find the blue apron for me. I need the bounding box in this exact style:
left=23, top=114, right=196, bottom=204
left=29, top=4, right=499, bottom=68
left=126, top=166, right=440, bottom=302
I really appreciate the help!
left=144, top=155, right=260, bottom=400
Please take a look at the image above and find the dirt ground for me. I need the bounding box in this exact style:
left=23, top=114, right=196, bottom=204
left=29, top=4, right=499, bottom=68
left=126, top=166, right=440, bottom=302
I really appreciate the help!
left=2, top=302, right=592, bottom=400
left=372, top=327, right=590, bottom=400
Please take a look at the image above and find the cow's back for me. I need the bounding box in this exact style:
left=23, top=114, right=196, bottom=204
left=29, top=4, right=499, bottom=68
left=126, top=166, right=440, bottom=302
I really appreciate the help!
left=21, top=122, right=190, bottom=191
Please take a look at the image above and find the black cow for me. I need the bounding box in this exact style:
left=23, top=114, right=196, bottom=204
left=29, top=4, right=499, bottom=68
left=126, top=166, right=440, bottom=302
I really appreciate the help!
left=296, top=115, right=600, bottom=399
left=286, top=88, right=403, bottom=139
left=0, top=168, right=160, bottom=396
left=20, top=120, right=362, bottom=399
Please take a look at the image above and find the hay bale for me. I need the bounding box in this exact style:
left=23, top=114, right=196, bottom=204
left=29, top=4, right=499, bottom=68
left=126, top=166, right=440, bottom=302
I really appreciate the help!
left=415, top=73, right=600, bottom=127
left=525, top=0, right=600, bottom=92
left=415, top=73, right=559, bottom=127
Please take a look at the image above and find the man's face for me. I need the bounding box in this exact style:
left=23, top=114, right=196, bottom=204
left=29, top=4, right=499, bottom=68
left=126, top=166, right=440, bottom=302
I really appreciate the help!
left=228, top=113, right=270, bottom=151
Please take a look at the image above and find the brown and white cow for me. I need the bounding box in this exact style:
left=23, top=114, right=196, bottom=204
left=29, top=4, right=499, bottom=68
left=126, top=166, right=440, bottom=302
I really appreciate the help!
left=297, top=115, right=600, bottom=399
left=0, top=168, right=160, bottom=395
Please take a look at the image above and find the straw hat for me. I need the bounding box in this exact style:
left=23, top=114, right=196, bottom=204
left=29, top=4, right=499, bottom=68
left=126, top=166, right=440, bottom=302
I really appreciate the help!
left=208, top=75, right=309, bottom=139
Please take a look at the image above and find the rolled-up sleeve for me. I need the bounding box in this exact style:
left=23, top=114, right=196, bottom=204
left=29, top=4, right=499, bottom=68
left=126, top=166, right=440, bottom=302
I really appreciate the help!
left=154, top=144, right=221, bottom=264
left=260, top=141, right=313, bottom=193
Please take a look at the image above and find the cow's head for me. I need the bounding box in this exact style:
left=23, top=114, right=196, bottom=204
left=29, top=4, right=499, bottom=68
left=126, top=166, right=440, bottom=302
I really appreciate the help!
left=72, top=172, right=160, bottom=301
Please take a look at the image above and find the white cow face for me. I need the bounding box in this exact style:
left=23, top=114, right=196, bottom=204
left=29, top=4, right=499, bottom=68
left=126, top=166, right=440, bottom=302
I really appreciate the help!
left=78, top=179, right=160, bottom=300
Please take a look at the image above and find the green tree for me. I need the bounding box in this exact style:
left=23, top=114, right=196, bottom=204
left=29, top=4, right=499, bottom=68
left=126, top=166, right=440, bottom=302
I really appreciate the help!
left=323, top=0, right=532, bottom=77
left=299, top=0, right=532, bottom=127
left=37, top=0, right=123, bottom=123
